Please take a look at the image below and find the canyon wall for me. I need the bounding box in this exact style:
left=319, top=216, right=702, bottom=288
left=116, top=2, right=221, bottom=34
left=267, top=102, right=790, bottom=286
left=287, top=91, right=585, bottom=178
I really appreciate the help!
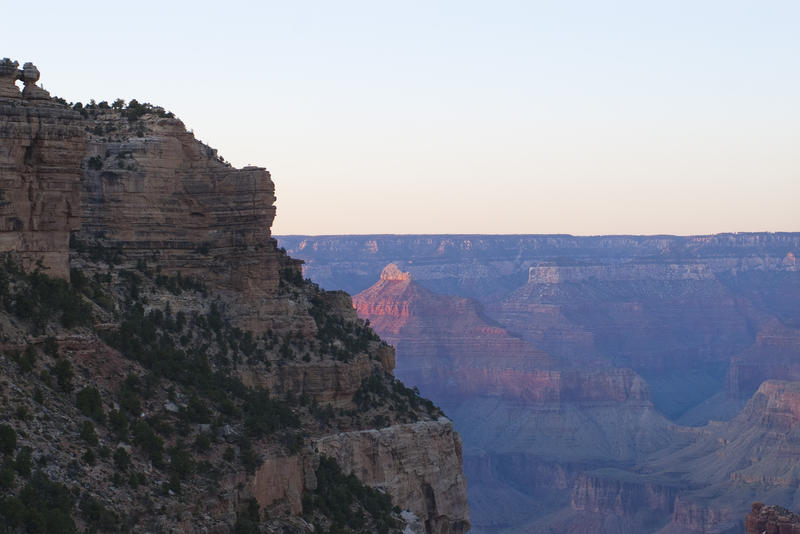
left=284, top=234, right=800, bottom=533
left=0, top=60, right=470, bottom=534
left=0, top=60, right=85, bottom=278
left=314, top=418, right=471, bottom=534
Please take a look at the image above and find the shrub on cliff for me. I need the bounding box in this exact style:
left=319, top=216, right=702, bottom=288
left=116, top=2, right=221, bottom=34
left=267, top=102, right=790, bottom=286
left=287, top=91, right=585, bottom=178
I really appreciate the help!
left=1, top=261, right=93, bottom=332
left=76, top=387, right=105, bottom=422
left=0, top=424, right=16, bottom=456
left=0, top=472, right=77, bottom=534
left=303, top=456, right=398, bottom=534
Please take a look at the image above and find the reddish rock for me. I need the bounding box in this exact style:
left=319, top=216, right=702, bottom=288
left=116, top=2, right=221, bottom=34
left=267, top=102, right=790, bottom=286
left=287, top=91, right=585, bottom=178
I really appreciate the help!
left=354, top=263, right=651, bottom=405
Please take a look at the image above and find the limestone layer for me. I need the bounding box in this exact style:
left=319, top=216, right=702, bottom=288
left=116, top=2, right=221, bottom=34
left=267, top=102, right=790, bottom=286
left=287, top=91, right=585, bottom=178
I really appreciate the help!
left=314, top=418, right=471, bottom=534
left=0, top=90, right=85, bottom=278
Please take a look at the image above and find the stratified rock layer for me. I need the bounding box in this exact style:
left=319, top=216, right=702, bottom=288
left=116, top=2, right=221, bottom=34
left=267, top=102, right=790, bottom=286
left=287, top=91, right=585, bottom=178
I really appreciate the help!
left=0, top=60, right=471, bottom=534
left=78, top=112, right=311, bottom=334
left=314, top=418, right=471, bottom=534
left=0, top=73, right=85, bottom=278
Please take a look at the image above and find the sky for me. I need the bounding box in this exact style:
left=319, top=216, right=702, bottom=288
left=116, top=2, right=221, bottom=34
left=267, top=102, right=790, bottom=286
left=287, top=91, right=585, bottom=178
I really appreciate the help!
left=3, top=1, right=799, bottom=235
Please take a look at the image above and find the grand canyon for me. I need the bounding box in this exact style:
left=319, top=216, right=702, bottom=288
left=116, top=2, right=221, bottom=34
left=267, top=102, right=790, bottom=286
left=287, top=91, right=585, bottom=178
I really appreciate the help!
left=280, top=234, right=800, bottom=533
left=0, top=59, right=469, bottom=533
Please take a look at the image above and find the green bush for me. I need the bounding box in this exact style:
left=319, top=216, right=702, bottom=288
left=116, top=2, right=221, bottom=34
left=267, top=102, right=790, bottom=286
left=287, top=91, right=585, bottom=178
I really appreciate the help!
left=303, top=456, right=397, bottom=533
left=14, top=447, right=32, bottom=477
left=0, top=424, right=16, bottom=456
left=113, top=448, right=129, bottom=472
left=79, top=421, right=98, bottom=446
left=76, top=387, right=105, bottom=422
left=130, top=421, right=163, bottom=467
left=0, top=472, right=77, bottom=533
left=52, top=359, right=73, bottom=392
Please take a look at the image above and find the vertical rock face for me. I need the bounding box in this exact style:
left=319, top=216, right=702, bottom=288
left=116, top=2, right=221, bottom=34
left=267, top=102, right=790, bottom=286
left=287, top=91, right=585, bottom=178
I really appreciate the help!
left=570, top=471, right=678, bottom=517
left=314, top=418, right=471, bottom=534
left=78, top=112, right=310, bottom=334
left=0, top=60, right=85, bottom=278
left=726, top=321, right=800, bottom=399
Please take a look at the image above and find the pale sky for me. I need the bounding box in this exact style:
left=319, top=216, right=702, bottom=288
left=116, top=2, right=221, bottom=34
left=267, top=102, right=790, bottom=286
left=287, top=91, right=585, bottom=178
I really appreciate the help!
left=4, top=1, right=799, bottom=235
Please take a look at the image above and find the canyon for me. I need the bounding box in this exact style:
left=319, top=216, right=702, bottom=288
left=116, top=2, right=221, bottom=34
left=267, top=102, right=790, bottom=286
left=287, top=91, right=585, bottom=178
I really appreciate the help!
left=281, top=234, right=800, bottom=533
left=0, top=59, right=469, bottom=533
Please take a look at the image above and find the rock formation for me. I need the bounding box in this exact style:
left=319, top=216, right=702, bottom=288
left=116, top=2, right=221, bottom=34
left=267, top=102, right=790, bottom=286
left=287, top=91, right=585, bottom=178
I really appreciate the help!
left=314, top=418, right=470, bottom=534
left=0, top=59, right=85, bottom=278
left=0, top=59, right=470, bottom=534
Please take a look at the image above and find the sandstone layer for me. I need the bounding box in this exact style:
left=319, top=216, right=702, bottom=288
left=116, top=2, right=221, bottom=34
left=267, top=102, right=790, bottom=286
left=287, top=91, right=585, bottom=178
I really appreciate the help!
left=0, top=61, right=85, bottom=278
left=314, top=418, right=471, bottom=534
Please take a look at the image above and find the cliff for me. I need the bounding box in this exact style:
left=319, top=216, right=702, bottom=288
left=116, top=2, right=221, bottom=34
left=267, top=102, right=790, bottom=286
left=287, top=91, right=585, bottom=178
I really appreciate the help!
left=0, top=60, right=85, bottom=279
left=353, top=263, right=556, bottom=402
left=0, top=59, right=469, bottom=534
left=314, top=418, right=470, bottom=534
left=726, top=320, right=800, bottom=399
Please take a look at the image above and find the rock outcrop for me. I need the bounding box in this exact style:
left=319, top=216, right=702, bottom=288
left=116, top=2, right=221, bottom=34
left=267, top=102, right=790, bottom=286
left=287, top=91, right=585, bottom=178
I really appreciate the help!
left=78, top=109, right=311, bottom=334
left=0, top=59, right=85, bottom=278
left=314, top=418, right=471, bottom=534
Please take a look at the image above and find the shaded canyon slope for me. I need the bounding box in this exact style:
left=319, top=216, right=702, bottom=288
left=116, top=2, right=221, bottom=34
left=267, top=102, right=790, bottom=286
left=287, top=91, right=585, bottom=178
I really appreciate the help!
left=0, top=59, right=469, bottom=533
left=281, top=234, right=800, bottom=533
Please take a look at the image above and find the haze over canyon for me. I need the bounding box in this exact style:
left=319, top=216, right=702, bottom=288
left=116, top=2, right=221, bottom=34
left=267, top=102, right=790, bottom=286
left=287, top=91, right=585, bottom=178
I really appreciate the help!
left=281, top=233, right=800, bottom=533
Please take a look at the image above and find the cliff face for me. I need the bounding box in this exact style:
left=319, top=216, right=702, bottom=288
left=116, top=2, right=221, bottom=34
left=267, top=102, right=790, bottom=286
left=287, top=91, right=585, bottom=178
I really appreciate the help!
left=570, top=470, right=678, bottom=517
left=314, top=418, right=470, bottom=534
left=726, top=321, right=800, bottom=399
left=0, top=60, right=469, bottom=534
left=78, top=110, right=314, bottom=335
left=0, top=61, right=85, bottom=279
left=353, top=264, right=556, bottom=402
